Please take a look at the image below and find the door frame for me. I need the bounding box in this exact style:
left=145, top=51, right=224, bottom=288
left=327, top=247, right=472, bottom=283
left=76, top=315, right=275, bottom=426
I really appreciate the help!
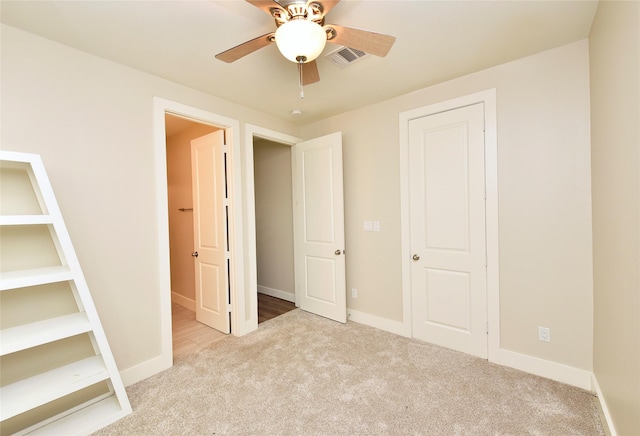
left=152, top=97, right=245, bottom=374
left=244, top=124, right=302, bottom=331
left=399, top=89, right=499, bottom=361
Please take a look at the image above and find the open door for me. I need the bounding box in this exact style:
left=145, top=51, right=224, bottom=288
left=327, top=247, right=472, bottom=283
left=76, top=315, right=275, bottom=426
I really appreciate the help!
left=292, top=132, right=346, bottom=323
left=191, top=130, right=231, bottom=334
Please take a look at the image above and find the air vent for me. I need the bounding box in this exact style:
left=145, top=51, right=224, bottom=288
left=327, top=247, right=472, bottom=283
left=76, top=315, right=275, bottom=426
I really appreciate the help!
left=325, top=46, right=370, bottom=68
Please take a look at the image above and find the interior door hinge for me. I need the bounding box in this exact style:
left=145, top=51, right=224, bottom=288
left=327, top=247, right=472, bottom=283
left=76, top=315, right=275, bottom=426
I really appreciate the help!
left=486, top=322, right=489, bottom=334
left=227, top=303, right=232, bottom=313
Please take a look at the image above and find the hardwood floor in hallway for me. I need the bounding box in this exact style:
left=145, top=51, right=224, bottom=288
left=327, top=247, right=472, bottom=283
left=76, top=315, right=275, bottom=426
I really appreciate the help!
left=258, top=293, right=296, bottom=324
left=172, top=294, right=296, bottom=357
left=171, top=303, right=227, bottom=358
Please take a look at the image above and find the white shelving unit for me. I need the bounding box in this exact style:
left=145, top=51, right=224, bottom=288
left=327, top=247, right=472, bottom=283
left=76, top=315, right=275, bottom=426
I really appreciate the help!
left=0, top=151, right=131, bottom=435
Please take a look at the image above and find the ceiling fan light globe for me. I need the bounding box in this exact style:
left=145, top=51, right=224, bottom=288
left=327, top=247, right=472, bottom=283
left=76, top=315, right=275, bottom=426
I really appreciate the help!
left=275, top=20, right=327, bottom=63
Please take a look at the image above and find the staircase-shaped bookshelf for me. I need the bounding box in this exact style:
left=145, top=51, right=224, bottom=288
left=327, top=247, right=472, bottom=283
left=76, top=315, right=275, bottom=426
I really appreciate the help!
left=0, top=151, right=131, bottom=435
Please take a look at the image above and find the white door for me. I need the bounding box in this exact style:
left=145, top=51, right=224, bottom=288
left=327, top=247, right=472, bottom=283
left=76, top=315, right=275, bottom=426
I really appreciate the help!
left=293, top=132, right=346, bottom=323
left=191, top=130, right=230, bottom=334
left=409, top=103, right=487, bottom=358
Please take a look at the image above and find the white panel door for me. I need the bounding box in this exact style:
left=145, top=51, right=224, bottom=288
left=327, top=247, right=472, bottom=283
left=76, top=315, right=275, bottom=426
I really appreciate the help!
left=191, top=130, right=230, bottom=334
left=293, top=132, right=346, bottom=323
left=409, top=103, right=487, bottom=358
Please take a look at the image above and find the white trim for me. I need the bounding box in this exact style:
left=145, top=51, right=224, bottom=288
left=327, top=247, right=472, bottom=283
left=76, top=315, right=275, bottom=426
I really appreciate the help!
left=244, top=124, right=302, bottom=332
left=399, top=89, right=499, bottom=360
left=257, top=285, right=295, bottom=303
left=592, top=373, right=618, bottom=436
left=171, top=292, right=195, bottom=311
left=348, top=309, right=411, bottom=338
left=119, top=354, right=168, bottom=387
left=152, top=97, right=243, bottom=381
left=399, top=107, right=412, bottom=338
left=494, top=349, right=593, bottom=391
left=483, top=93, right=500, bottom=360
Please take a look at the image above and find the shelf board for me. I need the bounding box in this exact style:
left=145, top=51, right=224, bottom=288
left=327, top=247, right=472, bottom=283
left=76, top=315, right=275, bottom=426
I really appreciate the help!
left=0, top=266, right=73, bottom=291
left=0, top=152, right=34, bottom=167
left=0, top=355, right=110, bottom=421
left=0, top=312, right=92, bottom=356
left=0, top=215, right=53, bottom=225
left=25, top=394, right=128, bottom=436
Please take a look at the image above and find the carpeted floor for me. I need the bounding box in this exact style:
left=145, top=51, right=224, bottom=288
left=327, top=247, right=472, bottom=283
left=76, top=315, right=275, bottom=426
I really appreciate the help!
left=95, top=309, right=604, bottom=435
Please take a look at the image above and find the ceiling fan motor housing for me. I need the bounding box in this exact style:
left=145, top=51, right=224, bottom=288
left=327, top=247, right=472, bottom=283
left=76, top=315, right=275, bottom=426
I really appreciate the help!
left=272, top=1, right=324, bottom=24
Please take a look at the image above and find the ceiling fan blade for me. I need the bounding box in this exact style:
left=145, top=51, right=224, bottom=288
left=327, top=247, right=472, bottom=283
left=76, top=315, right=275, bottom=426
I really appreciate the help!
left=215, top=33, right=275, bottom=63
left=324, top=24, right=396, bottom=57
left=306, top=0, right=340, bottom=19
left=245, top=0, right=287, bottom=17
left=302, top=60, right=320, bottom=85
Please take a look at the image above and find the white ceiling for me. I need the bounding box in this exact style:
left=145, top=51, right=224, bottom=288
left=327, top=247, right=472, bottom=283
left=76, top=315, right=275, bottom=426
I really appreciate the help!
left=1, top=0, right=598, bottom=125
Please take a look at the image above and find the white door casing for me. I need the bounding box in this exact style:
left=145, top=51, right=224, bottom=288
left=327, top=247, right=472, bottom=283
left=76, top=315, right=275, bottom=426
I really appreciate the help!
left=293, top=132, right=347, bottom=323
left=409, top=103, right=487, bottom=358
left=191, top=130, right=230, bottom=334
left=148, top=98, right=242, bottom=386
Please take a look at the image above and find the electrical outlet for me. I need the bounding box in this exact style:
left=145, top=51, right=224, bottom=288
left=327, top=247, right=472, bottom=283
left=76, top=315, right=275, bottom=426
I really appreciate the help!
left=538, top=326, right=551, bottom=342
left=373, top=221, right=380, bottom=232
left=351, top=288, right=358, bottom=299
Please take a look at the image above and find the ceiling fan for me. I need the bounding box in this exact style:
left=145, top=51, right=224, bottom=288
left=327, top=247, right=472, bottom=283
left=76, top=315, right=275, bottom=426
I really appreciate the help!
left=215, top=0, right=396, bottom=90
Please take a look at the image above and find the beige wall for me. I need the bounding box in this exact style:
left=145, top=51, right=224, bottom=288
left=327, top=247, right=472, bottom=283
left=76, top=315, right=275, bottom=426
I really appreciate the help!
left=0, top=20, right=606, bottom=394
left=253, top=138, right=295, bottom=299
left=166, top=120, right=218, bottom=305
left=302, top=40, right=594, bottom=370
left=589, top=1, right=640, bottom=434
left=0, top=24, right=300, bottom=372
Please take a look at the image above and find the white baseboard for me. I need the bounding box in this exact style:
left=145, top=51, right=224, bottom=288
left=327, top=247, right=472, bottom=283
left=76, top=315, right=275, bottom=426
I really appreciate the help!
left=493, top=348, right=593, bottom=391
left=348, top=308, right=595, bottom=392
left=120, top=292, right=190, bottom=387
left=121, top=293, right=193, bottom=387
left=347, top=309, right=411, bottom=338
left=257, top=285, right=295, bottom=303
left=591, top=373, right=617, bottom=436
left=171, top=292, right=195, bottom=311
left=120, top=353, right=172, bottom=387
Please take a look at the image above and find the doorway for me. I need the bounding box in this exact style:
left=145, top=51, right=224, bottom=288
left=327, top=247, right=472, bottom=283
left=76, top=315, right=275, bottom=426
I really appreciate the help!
left=152, top=97, right=249, bottom=379
left=243, top=125, right=301, bottom=333
left=252, top=137, right=297, bottom=323
left=165, top=114, right=228, bottom=357
left=244, top=125, right=347, bottom=327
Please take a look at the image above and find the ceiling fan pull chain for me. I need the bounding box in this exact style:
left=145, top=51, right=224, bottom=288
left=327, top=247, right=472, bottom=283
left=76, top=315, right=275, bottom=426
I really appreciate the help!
left=298, top=60, right=304, bottom=99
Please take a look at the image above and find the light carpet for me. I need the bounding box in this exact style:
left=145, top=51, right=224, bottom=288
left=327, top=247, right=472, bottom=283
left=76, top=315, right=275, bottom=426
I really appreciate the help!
left=95, top=309, right=604, bottom=435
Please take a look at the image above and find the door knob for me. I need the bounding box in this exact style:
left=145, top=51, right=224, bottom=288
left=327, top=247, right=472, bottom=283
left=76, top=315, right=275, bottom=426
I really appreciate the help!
left=412, top=254, right=420, bottom=261
left=335, top=249, right=343, bottom=255
left=192, top=251, right=199, bottom=257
